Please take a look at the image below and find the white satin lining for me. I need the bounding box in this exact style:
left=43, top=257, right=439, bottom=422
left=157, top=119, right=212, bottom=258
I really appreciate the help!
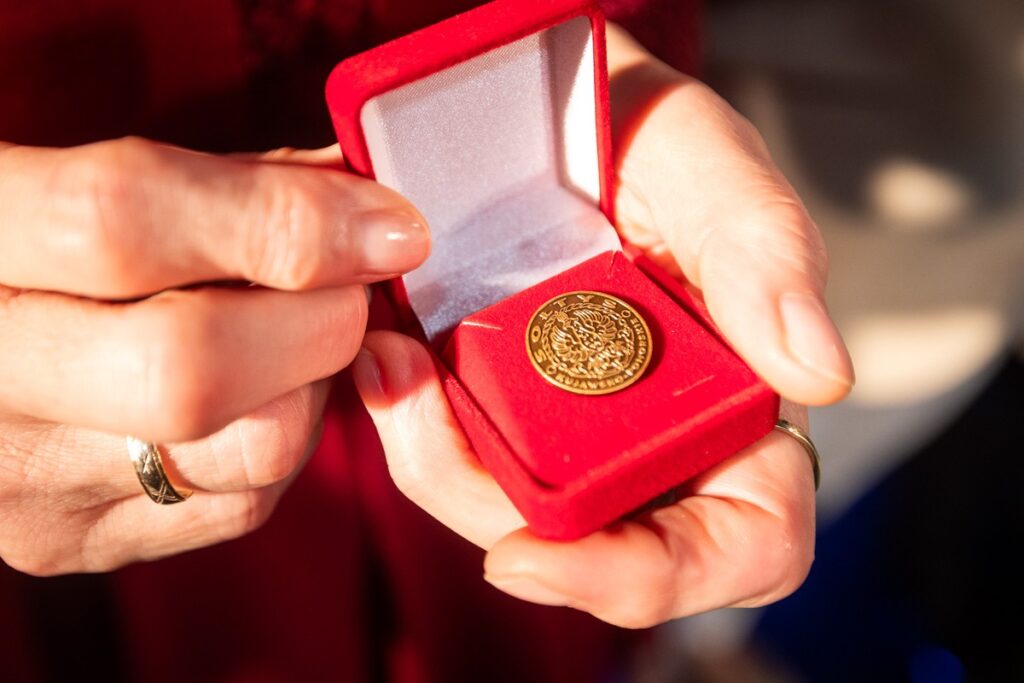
left=361, top=16, right=620, bottom=341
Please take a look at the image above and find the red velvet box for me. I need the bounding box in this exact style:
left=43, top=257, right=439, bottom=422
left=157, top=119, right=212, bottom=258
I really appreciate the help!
left=326, top=0, right=779, bottom=539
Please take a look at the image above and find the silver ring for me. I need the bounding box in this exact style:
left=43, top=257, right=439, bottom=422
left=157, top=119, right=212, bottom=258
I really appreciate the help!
left=774, top=419, right=821, bottom=491
left=126, top=437, right=192, bottom=504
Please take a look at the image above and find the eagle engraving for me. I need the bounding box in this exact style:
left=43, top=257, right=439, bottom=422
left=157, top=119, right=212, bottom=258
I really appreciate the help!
left=548, top=306, right=634, bottom=378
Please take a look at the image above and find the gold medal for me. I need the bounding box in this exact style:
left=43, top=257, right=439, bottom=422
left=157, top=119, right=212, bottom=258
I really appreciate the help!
left=526, top=291, right=653, bottom=396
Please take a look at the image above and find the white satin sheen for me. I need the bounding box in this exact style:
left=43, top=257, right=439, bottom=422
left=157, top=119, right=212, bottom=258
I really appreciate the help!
left=361, top=16, right=620, bottom=341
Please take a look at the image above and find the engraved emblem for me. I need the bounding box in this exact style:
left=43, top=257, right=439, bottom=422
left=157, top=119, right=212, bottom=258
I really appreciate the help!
left=526, top=291, right=653, bottom=395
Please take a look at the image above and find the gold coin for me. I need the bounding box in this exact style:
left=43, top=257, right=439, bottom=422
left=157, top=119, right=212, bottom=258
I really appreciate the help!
left=526, top=291, right=653, bottom=396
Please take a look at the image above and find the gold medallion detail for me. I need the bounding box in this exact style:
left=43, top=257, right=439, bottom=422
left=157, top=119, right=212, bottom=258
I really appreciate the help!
left=526, top=291, right=653, bottom=396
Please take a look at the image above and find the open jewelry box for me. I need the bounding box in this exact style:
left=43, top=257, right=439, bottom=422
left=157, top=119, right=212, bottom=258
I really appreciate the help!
left=326, top=0, right=779, bottom=540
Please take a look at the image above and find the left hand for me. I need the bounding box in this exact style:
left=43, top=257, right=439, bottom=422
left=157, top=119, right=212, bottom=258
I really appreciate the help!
left=351, top=25, right=854, bottom=628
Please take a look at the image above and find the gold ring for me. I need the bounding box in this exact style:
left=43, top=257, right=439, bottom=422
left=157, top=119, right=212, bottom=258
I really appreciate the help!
left=774, top=420, right=821, bottom=491
left=126, top=437, right=192, bottom=504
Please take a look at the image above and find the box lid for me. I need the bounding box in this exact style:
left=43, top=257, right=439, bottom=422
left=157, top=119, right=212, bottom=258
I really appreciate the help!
left=326, top=0, right=620, bottom=342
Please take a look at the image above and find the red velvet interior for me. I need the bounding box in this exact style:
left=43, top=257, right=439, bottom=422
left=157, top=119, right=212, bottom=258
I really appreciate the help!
left=327, top=0, right=780, bottom=539
left=445, top=250, right=776, bottom=487
left=436, top=251, right=778, bottom=539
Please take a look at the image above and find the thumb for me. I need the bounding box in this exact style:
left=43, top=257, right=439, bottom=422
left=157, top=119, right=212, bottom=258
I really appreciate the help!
left=687, top=164, right=854, bottom=406
left=351, top=331, right=525, bottom=548
left=610, top=44, right=854, bottom=405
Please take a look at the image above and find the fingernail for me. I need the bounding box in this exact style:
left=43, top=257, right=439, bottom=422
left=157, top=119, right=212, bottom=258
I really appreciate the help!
left=485, top=574, right=572, bottom=607
left=352, top=347, right=386, bottom=403
left=355, top=210, right=430, bottom=275
left=780, top=293, right=855, bottom=387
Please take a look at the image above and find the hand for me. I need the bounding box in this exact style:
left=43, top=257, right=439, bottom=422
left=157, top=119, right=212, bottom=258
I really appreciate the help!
left=0, top=138, right=429, bottom=575
left=350, top=25, right=854, bottom=627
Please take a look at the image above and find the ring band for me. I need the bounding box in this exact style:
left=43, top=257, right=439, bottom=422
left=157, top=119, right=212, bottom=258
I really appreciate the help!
left=774, top=420, right=821, bottom=491
left=126, top=437, right=192, bottom=504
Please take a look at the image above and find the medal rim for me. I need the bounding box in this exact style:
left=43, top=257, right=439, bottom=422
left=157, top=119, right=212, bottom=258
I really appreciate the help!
left=525, top=290, right=654, bottom=396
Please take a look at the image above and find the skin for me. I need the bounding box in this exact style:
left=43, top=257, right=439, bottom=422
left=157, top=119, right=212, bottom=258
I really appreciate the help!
left=0, top=141, right=431, bottom=574
left=351, top=26, right=854, bottom=628
left=0, top=25, right=853, bottom=628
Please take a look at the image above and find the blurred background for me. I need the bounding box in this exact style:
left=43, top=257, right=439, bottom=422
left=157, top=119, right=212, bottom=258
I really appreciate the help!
left=1, top=0, right=1021, bottom=681
left=639, top=0, right=1024, bottom=681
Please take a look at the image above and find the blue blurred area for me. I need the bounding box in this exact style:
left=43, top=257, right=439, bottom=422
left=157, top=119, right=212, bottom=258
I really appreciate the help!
left=755, top=359, right=1024, bottom=683
left=909, top=647, right=965, bottom=683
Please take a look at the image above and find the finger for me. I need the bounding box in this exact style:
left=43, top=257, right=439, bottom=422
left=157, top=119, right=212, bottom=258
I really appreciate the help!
left=352, top=331, right=525, bottom=548
left=165, top=379, right=328, bottom=493
left=607, top=26, right=854, bottom=405
left=5, top=483, right=294, bottom=576
left=0, top=381, right=327, bottom=566
left=32, top=380, right=330, bottom=503
left=483, top=427, right=816, bottom=628
left=0, top=137, right=429, bottom=298
left=0, top=284, right=366, bottom=442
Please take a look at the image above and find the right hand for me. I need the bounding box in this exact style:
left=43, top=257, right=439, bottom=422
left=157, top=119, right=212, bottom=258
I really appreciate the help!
left=0, top=137, right=429, bottom=575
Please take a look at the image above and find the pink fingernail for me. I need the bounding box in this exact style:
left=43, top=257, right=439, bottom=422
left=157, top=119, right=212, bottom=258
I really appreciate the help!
left=485, top=574, right=571, bottom=607
left=780, top=293, right=855, bottom=388
left=356, top=210, right=430, bottom=275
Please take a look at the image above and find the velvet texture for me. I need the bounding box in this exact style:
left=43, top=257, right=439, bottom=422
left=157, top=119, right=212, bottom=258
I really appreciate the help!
left=445, top=251, right=778, bottom=538
left=0, top=0, right=701, bottom=680
left=328, top=0, right=775, bottom=539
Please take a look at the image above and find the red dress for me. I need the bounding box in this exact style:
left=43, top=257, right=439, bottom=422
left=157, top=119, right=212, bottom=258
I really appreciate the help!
left=0, top=2, right=700, bottom=680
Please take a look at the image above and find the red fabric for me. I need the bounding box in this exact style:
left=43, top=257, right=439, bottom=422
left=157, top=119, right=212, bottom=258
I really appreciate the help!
left=445, top=251, right=778, bottom=539
left=113, top=377, right=623, bottom=683
left=328, top=1, right=769, bottom=540
left=0, top=0, right=701, bottom=151
left=0, top=1, right=702, bottom=681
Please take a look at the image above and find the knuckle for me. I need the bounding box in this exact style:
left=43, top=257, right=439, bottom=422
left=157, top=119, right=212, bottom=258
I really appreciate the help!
left=718, top=193, right=827, bottom=290
left=134, top=299, right=221, bottom=441
left=65, top=159, right=133, bottom=278
left=595, top=562, right=679, bottom=629
left=252, top=177, right=329, bottom=289
left=601, top=593, right=675, bottom=630
left=82, top=138, right=154, bottom=220
left=234, top=392, right=313, bottom=488
left=218, top=491, right=279, bottom=541
left=241, top=493, right=278, bottom=535
left=57, top=137, right=163, bottom=294
left=761, top=202, right=829, bottom=285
